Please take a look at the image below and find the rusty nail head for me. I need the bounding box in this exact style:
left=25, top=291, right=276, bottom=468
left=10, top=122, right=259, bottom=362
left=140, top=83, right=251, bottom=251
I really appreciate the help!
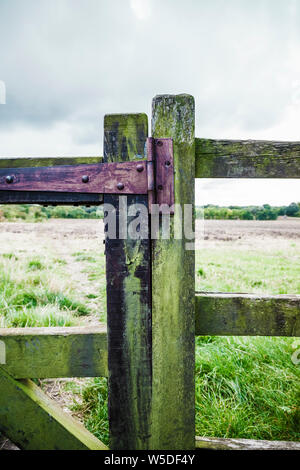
left=82, top=175, right=89, bottom=183
left=157, top=140, right=163, bottom=147
left=136, top=164, right=144, bottom=172
left=5, top=175, right=14, bottom=184
left=117, top=182, right=124, bottom=190
left=165, top=160, right=171, bottom=166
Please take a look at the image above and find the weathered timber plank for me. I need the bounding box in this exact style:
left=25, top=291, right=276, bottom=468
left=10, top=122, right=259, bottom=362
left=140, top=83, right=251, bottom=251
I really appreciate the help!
left=0, top=156, right=102, bottom=168
left=195, top=293, right=300, bottom=336
left=0, top=161, right=147, bottom=194
left=151, top=95, right=195, bottom=449
left=0, top=157, right=104, bottom=204
left=104, top=114, right=152, bottom=450
left=195, top=436, right=300, bottom=450
left=0, top=326, right=108, bottom=378
left=195, top=138, right=300, bottom=178
left=0, top=367, right=107, bottom=450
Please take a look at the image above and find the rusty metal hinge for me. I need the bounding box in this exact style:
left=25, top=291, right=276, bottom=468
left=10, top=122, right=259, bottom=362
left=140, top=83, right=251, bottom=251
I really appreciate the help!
left=147, top=137, right=174, bottom=213
left=0, top=138, right=175, bottom=212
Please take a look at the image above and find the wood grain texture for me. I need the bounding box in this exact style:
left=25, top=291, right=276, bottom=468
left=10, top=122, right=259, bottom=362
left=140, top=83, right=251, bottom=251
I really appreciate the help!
left=0, top=161, right=147, bottom=194
left=104, top=114, right=152, bottom=450
left=195, top=293, right=300, bottom=336
left=0, top=367, right=107, bottom=450
left=195, top=436, right=300, bottom=450
left=196, top=138, right=300, bottom=178
left=0, top=326, right=108, bottom=378
left=151, top=94, right=195, bottom=449
left=0, top=156, right=102, bottom=168
left=0, top=157, right=103, bottom=204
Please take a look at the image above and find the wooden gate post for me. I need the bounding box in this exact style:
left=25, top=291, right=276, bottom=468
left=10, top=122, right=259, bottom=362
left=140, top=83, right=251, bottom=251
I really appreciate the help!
left=104, top=114, right=152, bottom=450
left=151, top=94, right=195, bottom=449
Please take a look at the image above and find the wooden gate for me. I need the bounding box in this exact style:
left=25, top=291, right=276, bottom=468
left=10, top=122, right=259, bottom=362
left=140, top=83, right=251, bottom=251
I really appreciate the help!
left=0, top=94, right=299, bottom=450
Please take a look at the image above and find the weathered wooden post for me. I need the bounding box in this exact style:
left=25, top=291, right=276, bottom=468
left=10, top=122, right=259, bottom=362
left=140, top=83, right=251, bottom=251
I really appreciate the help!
left=104, top=95, right=195, bottom=450
left=151, top=94, right=195, bottom=449
left=104, top=114, right=152, bottom=450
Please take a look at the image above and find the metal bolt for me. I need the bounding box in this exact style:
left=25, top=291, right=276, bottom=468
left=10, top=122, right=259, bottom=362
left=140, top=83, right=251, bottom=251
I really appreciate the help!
left=158, top=184, right=163, bottom=190
left=82, top=175, right=89, bottom=183
left=157, top=140, right=163, bottom=147
left=165, top=161, right=171, bottom=166
left=117, top=182, right=124, bottom=190
left=136, top=164, right=144, bottom=172
left=5, top=175, right=14, bottom=184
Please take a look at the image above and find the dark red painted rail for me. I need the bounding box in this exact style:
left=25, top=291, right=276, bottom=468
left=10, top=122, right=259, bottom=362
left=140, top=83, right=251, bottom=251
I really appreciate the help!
left=0, top=161, right=148, bottom=195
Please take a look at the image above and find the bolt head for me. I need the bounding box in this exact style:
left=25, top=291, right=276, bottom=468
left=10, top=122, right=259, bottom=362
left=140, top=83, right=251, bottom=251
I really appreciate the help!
left=117, top=182, right=124, bottom=190
left=5, top=175, right=14, bottom=184
left=136, top=164, right=144, bottom=172
left=157, top=140, right=163, bottom=147
left=82, top=175, right=89, bottom=183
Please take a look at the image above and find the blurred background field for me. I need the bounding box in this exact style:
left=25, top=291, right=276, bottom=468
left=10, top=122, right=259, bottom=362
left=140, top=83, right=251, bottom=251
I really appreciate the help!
left=0, top=210, right=299, bottom=447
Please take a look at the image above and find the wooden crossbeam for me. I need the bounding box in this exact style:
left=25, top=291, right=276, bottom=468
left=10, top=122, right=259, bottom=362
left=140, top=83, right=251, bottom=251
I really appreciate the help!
left=196, top=292, right=300, bottom=336
left=0, top=156, right=102, bottom=168
left=195, top=436, right=300, bottom=450
left=195, top=138, right=300, bottom=178
left=0, top=156, right=104, bottom=205
left=0, top=367, right=107, bottom=450
left=0, top=326, right=108, bottom=379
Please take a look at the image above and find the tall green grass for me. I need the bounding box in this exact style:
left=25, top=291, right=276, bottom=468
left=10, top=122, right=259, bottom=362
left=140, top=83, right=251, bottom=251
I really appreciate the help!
left=0, top=254, right=89, bottom=327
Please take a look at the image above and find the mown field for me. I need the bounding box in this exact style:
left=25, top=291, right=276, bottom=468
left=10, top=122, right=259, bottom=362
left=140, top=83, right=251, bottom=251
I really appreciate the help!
left=0, top=217, right=299, bottom=448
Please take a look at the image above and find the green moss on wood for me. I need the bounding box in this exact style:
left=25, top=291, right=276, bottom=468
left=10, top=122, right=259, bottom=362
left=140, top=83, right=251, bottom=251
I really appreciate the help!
left=104, top=113, right=151, bottom=450
left=195, top=293, right=300, bottom=336
left=0, top=367, right=107, bottom=450
left=0, top=156, right=102, bottom=169
left=151, top=94, right=195, bottom=450
left=195, top=138, right=300, bottom=178
left=0, top=326, right=108, bottom=378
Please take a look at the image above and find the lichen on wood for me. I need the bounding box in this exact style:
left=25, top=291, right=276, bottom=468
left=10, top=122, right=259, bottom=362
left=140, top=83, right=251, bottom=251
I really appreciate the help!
left=151, top=94, right=195, bottom=450
left=196, top=138, right=300, bottom=178
left=196, top=293, right=300, bottom=336
left=104, top=114, right=152, bottom=450
left=0, top=367, right=107, bottom=450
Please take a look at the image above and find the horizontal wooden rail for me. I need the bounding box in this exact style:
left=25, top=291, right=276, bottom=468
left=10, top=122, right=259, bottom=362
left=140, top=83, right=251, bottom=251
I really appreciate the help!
left=1, top=293, right=298, bottom=381
left=195, top=436, right=300, bottom=450
left=195, top=138, right=300, bottom=178
left=196, top=292, right=300, bottom=336
left=0, top=156, right=102, bottom=168
left=0, top=156, right=103, bottom=205
left=0, top=325, right=108, bottom=379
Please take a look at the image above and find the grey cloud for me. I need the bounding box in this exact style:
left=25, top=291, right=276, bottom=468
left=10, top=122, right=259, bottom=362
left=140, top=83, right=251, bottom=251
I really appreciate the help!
left=0, top=0, right=300, bottom=153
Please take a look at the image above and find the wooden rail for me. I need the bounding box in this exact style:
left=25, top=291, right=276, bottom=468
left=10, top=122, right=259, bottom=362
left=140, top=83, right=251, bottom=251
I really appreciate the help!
left=195, top=293, right=300, bottom=336
left=0, top=292, right=298, bottom=383
left=195, top=138, right=300, bottom=178
left=195, top=436, right=300, bottom=450
left=0, top=156, right=103, bottom=205
left=0, top=326, right=108, bottom=379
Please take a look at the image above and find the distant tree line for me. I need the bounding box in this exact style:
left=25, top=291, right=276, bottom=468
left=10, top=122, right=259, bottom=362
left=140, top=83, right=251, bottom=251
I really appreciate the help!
left=196, top=202, right=300, bottom=220
left=0, top=204, right=103, bottom=222
left=0, top=202, right=299, bottom=222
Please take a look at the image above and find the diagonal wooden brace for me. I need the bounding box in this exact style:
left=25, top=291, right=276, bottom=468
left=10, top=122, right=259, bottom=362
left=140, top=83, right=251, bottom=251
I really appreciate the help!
left=0, top=366, right=108, bottom=450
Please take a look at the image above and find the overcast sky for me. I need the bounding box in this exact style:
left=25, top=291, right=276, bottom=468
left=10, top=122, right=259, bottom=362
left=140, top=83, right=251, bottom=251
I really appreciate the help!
left=0, top=0, right=299, bottom=205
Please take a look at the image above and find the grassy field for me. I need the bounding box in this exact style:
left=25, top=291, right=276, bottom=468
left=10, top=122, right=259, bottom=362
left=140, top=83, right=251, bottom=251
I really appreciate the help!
left=0, top=218, right=299, bottom=447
